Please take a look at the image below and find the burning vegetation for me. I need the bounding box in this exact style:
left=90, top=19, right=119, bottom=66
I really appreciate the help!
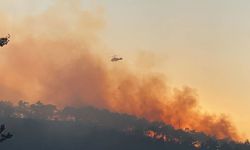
left=0, top=100, right=249, bottom=150
left=0, top=0, right=243, bottom=142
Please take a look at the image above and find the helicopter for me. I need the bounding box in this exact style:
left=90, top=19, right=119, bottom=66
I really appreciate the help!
left=111, top=55, right=123, bottom=62
left=0, top=34, right=10, bottom=47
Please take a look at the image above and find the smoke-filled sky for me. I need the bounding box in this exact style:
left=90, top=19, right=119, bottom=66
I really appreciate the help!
left=0, top=0, right=249, bottom=139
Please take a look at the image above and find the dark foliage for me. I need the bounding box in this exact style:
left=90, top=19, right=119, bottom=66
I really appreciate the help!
left=0, top=124, right=13, bottom=142
left=0, top=100, right=249, bottom=150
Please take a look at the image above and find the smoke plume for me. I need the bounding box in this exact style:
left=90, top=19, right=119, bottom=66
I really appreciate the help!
left=0, top=0, right=240, bottom=140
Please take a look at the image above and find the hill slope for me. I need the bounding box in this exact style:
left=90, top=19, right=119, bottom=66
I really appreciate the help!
left=0, top=101, right=249, bottom=150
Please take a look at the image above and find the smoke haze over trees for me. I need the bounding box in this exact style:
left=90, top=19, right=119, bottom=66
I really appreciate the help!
left=0, top=0, right=244, bottom=141
left=0, top=100, right=249, bottom=150
left=0, top=0, right=249, bottom=147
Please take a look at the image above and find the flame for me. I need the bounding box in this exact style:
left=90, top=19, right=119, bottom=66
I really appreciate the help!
left=145, top=130, right=168, bottom=142
left=0, top=0, right=241, bottom=141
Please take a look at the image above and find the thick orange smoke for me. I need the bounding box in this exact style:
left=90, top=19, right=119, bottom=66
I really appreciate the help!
left=0, top=1, right=240, bottom=140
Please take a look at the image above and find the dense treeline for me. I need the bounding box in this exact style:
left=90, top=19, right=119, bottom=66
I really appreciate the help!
left=0, top=100, right=249, bottom=150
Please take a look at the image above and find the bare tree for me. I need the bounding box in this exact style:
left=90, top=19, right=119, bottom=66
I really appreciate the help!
left=0, top=124, right=13, bottom=143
